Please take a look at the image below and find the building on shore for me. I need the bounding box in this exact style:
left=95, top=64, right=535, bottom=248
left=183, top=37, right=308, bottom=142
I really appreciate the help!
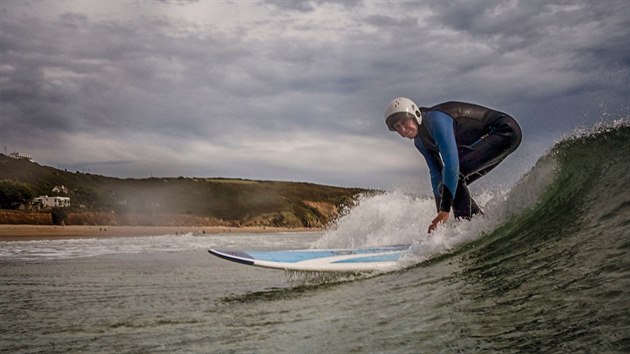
left=32, top=195, right=71, bottom=209
left=9, top=152, right=33, bottom=162
left=52, top=185, right=69, bottom=194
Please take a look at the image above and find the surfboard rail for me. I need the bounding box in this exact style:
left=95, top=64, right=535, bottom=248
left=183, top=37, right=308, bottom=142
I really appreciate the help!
left=208, top=245, right=410, bottom=272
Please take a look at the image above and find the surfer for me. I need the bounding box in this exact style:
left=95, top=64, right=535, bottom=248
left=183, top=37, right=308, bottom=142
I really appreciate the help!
left=385, top=98, right=522, bottom=233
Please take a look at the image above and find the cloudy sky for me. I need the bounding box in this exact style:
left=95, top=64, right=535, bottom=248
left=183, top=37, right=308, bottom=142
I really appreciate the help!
left=1, top=0, right=629, bottom=193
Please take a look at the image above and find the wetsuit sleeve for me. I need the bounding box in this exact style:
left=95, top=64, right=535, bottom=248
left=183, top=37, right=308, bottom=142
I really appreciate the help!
left=424, top=111, right=459, bottom=212
left=414, top=138, right=443, bottom=201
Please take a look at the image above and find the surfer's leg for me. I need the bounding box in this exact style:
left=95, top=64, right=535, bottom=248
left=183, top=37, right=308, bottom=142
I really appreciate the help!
left=459, top=116, right=522, bottom=184
left=454, top=116, right=521, bottom=218
left=455, top=134, right=508, bottom=217
left=452, top=181, right=482, bottom=219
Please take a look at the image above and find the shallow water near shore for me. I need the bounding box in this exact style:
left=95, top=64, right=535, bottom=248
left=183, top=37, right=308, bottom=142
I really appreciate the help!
left=0, top=232, right=323, bottom=353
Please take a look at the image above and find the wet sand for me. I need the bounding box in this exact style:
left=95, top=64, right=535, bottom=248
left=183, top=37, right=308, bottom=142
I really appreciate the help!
left=0, top=225, right=315, bottom=241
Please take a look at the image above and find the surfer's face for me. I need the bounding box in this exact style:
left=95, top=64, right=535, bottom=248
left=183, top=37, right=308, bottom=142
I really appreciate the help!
left=393, top=118, right=418, bottom=139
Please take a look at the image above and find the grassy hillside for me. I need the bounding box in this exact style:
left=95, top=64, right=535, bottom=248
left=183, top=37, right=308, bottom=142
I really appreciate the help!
left=0, top=154, right=369, bottom=227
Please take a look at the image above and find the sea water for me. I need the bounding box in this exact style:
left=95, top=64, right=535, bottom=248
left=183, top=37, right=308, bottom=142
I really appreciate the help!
left=1, top=124, right=629, bottom=353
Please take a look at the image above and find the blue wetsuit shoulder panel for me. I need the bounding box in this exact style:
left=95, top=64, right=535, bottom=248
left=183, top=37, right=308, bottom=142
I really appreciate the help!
left=414, top=138, right=442, bottom=199
left=422, top=110, right=459, bottom=201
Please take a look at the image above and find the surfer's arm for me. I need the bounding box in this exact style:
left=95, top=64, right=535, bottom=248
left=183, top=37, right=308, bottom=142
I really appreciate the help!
left=414, top=139, right=443, bottom=204
left=424, top=111, right=459, bottom=212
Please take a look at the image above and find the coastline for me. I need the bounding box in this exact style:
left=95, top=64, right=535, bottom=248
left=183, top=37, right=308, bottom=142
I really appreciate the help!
left=0, top=224, right=318, bottom=241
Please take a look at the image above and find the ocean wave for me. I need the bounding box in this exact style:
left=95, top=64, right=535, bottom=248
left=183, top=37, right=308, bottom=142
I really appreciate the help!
left=314, top=122, right=630, bottom=272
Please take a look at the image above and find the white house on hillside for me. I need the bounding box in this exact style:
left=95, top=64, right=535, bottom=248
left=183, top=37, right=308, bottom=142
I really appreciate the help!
left=52, top=185, right=69, bottom=194
left=33, top=195, right=71, bottom=209
left=9, top=152, right=33, bottom=162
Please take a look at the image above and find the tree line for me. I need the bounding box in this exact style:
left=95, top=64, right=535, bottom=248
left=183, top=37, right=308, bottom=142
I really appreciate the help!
left=0, top=180, right=35, bottom=209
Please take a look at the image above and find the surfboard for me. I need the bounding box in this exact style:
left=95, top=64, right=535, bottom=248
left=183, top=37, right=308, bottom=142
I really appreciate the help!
left=208, top=244, right=410, bottom=272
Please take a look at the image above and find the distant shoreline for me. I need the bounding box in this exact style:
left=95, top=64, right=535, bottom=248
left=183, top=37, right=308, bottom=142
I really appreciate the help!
left=0, top=224, right=319, bottom=241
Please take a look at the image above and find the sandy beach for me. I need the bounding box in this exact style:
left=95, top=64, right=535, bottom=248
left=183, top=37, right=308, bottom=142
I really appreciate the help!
left=0, top=224, right=315, bottom=241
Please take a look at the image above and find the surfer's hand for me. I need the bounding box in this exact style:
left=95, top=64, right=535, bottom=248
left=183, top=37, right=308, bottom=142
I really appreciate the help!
left=428, top=211, right=449, bottom=233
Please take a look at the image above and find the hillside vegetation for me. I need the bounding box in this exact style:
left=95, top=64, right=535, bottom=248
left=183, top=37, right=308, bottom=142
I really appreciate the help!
left=0, top=155, right=368, bottom=228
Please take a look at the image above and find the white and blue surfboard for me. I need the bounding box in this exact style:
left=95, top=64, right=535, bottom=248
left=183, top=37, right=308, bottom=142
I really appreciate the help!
left=208, top=244, right=410, bottom=272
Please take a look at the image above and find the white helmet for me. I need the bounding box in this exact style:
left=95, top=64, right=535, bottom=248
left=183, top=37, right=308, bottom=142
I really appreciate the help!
left=384, top=97, right=422, bottom=131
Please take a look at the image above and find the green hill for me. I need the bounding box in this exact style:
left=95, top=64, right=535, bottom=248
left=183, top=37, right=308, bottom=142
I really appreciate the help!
left=0, top=154, right=369, bottom=227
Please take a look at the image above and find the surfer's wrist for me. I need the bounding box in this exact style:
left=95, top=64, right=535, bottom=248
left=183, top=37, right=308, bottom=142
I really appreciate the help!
left=438, top=185, right=453, bottom=212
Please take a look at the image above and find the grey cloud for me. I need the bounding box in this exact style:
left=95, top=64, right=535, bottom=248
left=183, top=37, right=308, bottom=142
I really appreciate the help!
left=157, top=0, right=200, bottom=5
left=377, top=2, right=629, bottom=113
left=1, top=13, right=257, bottom=139
left=260, top=0, right=363, bottom=12
left=364, top=15, right=418, bottom=28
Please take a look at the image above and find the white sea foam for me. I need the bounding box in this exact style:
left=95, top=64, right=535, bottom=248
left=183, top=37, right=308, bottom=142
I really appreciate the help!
left=313, top=153, right=559, bottom=270
left=0, top=232, right=320, bottom=262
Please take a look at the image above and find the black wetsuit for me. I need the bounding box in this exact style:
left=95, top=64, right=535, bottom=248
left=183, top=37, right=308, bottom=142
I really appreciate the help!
left=414, top=101, right=522, bottom=218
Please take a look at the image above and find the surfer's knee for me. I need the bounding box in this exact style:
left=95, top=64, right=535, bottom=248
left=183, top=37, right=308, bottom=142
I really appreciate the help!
left=495, top=115, right=522, bottom=152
